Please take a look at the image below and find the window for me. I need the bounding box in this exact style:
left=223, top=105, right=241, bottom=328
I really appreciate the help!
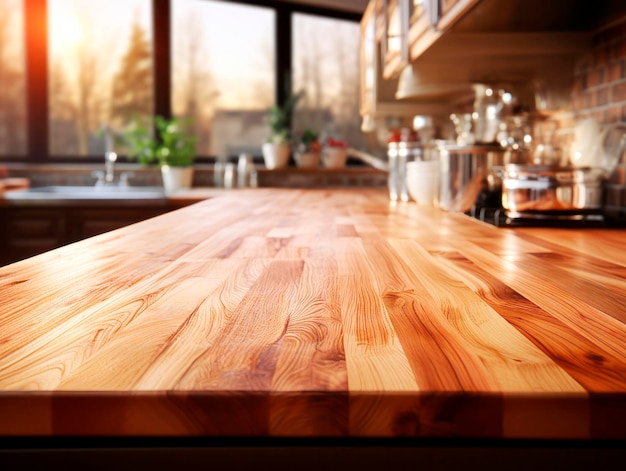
left=171, top=0, right=275, bottom=159
left=292, top=13, right=365, bottom=150
left=48, top=0, right=153, bottom=156
left=0, top=0, right=27, bottom=156
left=0, top=1, right=360, bottom=163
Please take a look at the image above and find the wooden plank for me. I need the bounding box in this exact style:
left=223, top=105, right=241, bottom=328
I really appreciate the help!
left=433, top=251, right=626, bottom=392
left=389, top=238, right=585, bottom=393
left=458, top=242, right=626, bottom=364
left=335, top=238, right=418, bottom=392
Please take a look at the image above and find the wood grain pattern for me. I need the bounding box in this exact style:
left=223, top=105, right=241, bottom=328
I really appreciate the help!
left=0, top=188, right=625, bottom=439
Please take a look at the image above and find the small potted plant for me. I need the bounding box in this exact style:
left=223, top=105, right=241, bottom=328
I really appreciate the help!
left=322, top=137, right=349, bottom=169
left=262, top=85, right=304, bottom=169
left=294, top=128, right=322, bottom=168
left=122, top=115, right=197, bottom=193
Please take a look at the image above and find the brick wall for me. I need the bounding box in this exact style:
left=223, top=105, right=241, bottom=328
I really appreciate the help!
left=572, top=19, right=626, bottom=207
left=545, top=18, right=626, bottom=151
left=572, top=20, right=626, bottom=125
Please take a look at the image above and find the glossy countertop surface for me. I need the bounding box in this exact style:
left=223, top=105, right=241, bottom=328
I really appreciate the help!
left=0, top=188, right=624, bottom=439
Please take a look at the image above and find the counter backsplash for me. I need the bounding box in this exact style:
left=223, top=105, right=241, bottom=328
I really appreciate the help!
left=2, top=163, right=387, bottom=190
left=535, top=18, right=626, bottom=149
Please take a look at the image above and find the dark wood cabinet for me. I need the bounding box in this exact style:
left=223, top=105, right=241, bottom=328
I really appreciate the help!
left=1, top=208, right=67, bottom=264
left=68, top=208, right=169, bottom=242
left=0, top=205, right=174, bottom=266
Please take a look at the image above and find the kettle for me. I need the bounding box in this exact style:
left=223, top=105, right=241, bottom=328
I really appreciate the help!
left=570, top=119, right=626, bottom=176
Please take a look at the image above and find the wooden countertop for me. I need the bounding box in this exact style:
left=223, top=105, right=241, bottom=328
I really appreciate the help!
left=164, top=187, right=228, bottom=205
left=0, top=188, right=625, bottom=440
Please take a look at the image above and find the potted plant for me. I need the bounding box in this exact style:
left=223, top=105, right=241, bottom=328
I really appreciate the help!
left=322, top=137, right=349, bottom=169
left=262, top=86, right=304, bottom=169
left=294, top=128, right=321, bottom=168
left=123, top=115, right=197, bottom=193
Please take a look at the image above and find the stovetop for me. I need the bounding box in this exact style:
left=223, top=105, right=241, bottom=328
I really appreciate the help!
left=468, top=189, right=626, bottom=228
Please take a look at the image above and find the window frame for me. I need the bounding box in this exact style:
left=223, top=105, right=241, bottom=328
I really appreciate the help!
left=3, top=0, right=360, bottom=164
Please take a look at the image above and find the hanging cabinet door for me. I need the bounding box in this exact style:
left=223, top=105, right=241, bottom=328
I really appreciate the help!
left=360, top=0, right=377, bottom=119
left=382, top=0, right=400, bottom=78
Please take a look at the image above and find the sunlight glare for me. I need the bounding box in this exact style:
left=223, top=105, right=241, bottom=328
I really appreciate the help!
left=56, top=15, right=84, bottom=48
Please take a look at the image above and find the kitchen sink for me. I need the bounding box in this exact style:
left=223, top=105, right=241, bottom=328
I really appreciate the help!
left=3, top=185, right=168, bottom=205
left=5, top=185, right=166, bottom=199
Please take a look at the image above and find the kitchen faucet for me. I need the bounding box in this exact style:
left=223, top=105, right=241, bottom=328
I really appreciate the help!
left=104, top=150, right=117, bottom=184
left=92, top=125, right=133, bottom=187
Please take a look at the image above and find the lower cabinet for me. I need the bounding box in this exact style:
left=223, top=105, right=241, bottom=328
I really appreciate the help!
left=0, top=208, right=67, bottom=265
left=67, top=208, right=169, bottom=242
left=0, top=206, right=173, bottom=266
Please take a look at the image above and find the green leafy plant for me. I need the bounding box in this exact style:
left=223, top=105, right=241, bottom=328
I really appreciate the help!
left=297, top=128, right=321, bottom=153
left=122, top=115, right=197, bottom=167
left=267, top=82, right=305, bottom=144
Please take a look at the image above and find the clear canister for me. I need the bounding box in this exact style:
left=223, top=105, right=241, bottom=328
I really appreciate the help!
left=388, top=141, right=426, bottom=202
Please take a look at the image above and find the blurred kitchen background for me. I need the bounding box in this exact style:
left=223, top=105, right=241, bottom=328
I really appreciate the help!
left=1, top=0, right=626, bottom=185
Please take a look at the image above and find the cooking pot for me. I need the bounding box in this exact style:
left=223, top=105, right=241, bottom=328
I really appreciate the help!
left=502, top=164, right=604, bottom=215
left=438, top=143, right=506, bottom=212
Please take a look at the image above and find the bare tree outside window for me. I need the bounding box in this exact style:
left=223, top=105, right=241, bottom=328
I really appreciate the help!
left=0, top=0, right=27, bottom=156
left=292, top=13, right=365, bottom=150
left=48, top=0, right=152, bottom=156
left=172, top=0, right=275, bottom=159
left=110, top=18, right=154, bottom=127
left=172, top=10, right=220, bottom=156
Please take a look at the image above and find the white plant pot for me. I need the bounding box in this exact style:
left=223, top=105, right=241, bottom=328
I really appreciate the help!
left=322, top=147, right=348, bottom=169
left=161, top=165, right=193, bottom=193
left=295, top=151, right=321, bottom=169
left=262, top=142, right=291, bottom=169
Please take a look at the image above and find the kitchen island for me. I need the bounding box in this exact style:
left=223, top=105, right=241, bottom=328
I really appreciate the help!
left=0, top=188, right=625, bottom=467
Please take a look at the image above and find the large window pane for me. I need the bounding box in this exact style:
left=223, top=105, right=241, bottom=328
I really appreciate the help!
left=292, top=13, right=365, bottom=151
left=48, top=0, right=153, bottom=156
left=0, top=0, right=27, bottom=156
left=172, top=0, right=275, bottom=158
